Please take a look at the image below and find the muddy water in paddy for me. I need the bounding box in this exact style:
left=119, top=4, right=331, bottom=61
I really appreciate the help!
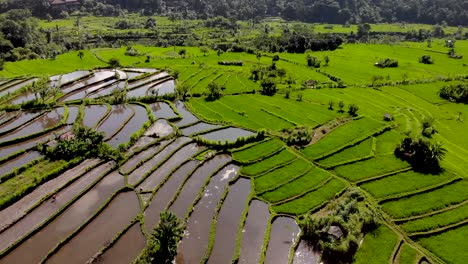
left=264, top=217, right=301, bottom=264
left=144, top=119, right=174, bottom=137
left=0, top=171, right=124, bottom=264
left=97, top=105, right=133, bottom=139
left=239, top=200, right=270, bottom=264
left=121, top=144, right=165, bottom=175
left=63, top=79, right=117, bottom=102
left=66, top=106, right=79, bottom=124
left=58, top=70, right=90, bottom=85
left=0, top=110, right=42, bottom=134
left=176, top=165, right=239, bottom=264
left=125, top=71, right=144, bottom=80
left=293, top=240, right=320, bottom=264
left=82, top=105, right=108, bottom=128
left=168, top=155, right=232, bottom=221
left=200, top=127, right=255, bottom=143
left=127, top=137, right=190, bottom=186
left=98, top=223, right=146, bottom=264
left=0, top=127, right=67, bottom=158
left=88, top=81, right=124, bottom=99
left=0, top=162, right=113, bottom=253
left=126, top=136, right=157, bottom=153
left=148, top=102, right=178, bottom=119
left=127, top=72, right=168, bottom=89
left=0, top=108, right=63, bottom=143
left=143, top=161, right=199, bottom=233
left=138, top=143, right=204, bottom=192
left=150, top=79, right=175, bottom=95
left=60, top=71, right=115, bottom=94
left=207, top=178, right=251, bottom=264
left=108, top=105, right=149, bottom=148
left=0, top=78, right=36, bottom=98
left=8, top=91, right=37, bottom=105
left=0, top=151, right=42, bottom=176
left=47, top=192, right=140, bottom=264
left=181, top=122, right=222, bottom=136
left=174, top=101, right=199, bottom=127
left=0, top=111, right=18, bottom=126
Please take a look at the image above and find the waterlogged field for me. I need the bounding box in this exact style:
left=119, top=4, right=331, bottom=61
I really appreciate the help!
left=0, top=38, right=467, bottom=263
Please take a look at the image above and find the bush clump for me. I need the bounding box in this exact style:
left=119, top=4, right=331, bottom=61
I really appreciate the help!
left=299, top=189, right=379, bottom=264
left=374, top=58, right=398, bottom=68
left=218, top=61, right=243, bottom=66
left=419, top=55, right=434, bottom=64
left=395, top=137, right=446, bottom=173
left=439, top=83, right=468, bottom=103
left=281, top=126, right=312, bottom=146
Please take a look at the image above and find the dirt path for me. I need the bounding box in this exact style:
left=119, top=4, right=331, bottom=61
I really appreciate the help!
left=0, top=159, right=100, bottom=232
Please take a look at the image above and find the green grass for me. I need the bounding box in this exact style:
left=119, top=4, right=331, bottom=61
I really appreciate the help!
left=398, top=243, right=419, bottom=264
left=240, top=149, right=297, bottom=176
left=334, top=155, right=410, bottom=182
left=400, top=203, right=468, bottom=234
left=260, top=166, right=332, bottom=203
left=374, top=130, right=402, bottom=155
left=302, top=117, right=385, bottom=160
left=254, top=158, right=311, bottom=193
left=0, top=159, right=69, bottom=208
left=360, top=170, right=456, bottom=199
left=417, top=224, right=468, bottom=264
left=271, top=178, right=346, bottom=215
left=232, top=139, right=283, bottom=163
left=381, top=180, right=468, bottom=219
left=353, top=225, right=399, bottom=264
left=317, top=137, right=374, bottom=167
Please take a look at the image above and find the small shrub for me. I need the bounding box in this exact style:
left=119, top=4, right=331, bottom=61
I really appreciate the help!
left=260, top=78, right=277, bottom=96
left=348, top=104, right=359, bottom=116
left=419, top=55, right=434, bottom=64
left=217, top=61, right=243, bottom=66
left=374, top=58, right=398, bottom=68
left=206, top=81, right=223, bottom=100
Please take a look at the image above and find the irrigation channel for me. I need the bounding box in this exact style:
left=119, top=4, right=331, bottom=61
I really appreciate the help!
left=0, top=69, right=306, bottom=263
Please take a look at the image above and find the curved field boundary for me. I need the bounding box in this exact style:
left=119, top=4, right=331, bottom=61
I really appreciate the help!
left=189, top=124, right=230, bottom=137
left=391, top=240, right=404, bottom=264
left=258, top=214, right=275, bottom=264
left=232, top=139, right=284, bottom=164
left=236, top=146, right=285, bottom=166
left=355, top=167, right=412, bottom=185
left=317, top=137, right=376, bottom=169
left=0, top=111, right=46, bottom=137
left=260, top=108, right=298, bottom=127
left=0, top=107, right=69, bottom=148
left=241, top=149, right=298, bottom=177
left=306, top=124, right=391, bottom=161
left=268, top=177, right=333, bottom=205
left=101, top=105, right=136, bottom=141
left=394, top=200, right=468, bottom=223
left=321, top=154, right=374, bottom=169
left=0, top=155, right=45, bottom=184
left=408, top=219, right=468, bottom=239
left=40, top=186, right=132, bottom=263
left=247, top=157, right=298, bottom=178
left=377, top=177, right=462, bottom=204
left=119, top=139, right=173, bottom=175
left=0, top=107, right=68, bottom=143
left=0, top=112, right=19, bottom=128
left=0, top=162, right=116, bottom=257
left=131, top=138, right=193, bottom=187
left=0, top=159, right=103, bottom=233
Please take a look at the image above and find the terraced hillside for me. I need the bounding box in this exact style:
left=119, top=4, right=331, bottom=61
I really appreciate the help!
left=0, top=40, right=467, bottom=264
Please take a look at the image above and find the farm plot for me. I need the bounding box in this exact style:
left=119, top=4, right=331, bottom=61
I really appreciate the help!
left=353, top=225, right=399, bottom=264
left=360, top=170, right=458, bottom=199
left=180, top=122, right=222, bottom=136
left=199, top=127, right=255, bottom=143
left=241, top=148, right=296, bottom=176
left=301, top=117, right=385, bottom=160
left=96, top=105, right=134, bottom=140
left=416, top=224, right=468, bottom=264
left=400, top=203, right=468, bottom=234
left=381, top=180, right=468, bottom=219
left=317, top=137, right=374, bottom=167
left=271, top=178, right=346, bottom=215
left=253, top=158, right=311, bottom=193
left=264, top=217, right=300, bottom=264
left=397, top=244, right=420, bottom=264
left=260, top=166, right=332, bottom=203
left=107, top=104, right=149, bottom=148
left=147, top=102, right=178, bottom=120
left=0, top=151, right=42, bottom=177
left=334, top=154, right=410, bottom=182
left=82, top=104, right=109, bottom=128
left=232, top=139, right=284, bottom=163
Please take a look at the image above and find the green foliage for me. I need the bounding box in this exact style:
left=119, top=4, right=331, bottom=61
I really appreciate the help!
left=176, top=82, right=190, bottom=101
left=306, top=55, right=321, bottom=68
left=137, top=211, right=185, bottom=264
left=281, top=126, right=312, bottom=146
left=254, top=158, right=311, bottom=193
left=206, top=81, right=223, bottom=101
left=394, top=137, right=446, bottom=173
left=108, top=57, right=121, bottom=68
left=335, top=155, right=409, bottom=182
left=318, top=137, right=374, bottom=167
left=348, top=104, right=359, bottom=116
left=299, top=189, right=379, bottom=263
left=32, top=76, right=57, bottom=102
left=375, top=58, right=399, bottom=68
left=218, top=61, right=243, bottom=66
left=439, top=83, right=468, bottom=103
left=419, top=55, right=434, bottom=64
left=260, top=78, right=277, bottom=96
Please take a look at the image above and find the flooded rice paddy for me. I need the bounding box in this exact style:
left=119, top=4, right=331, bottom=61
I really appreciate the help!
left=264, top=216, right=301, bottom=264
left=200, top=127, right=256, bottom=143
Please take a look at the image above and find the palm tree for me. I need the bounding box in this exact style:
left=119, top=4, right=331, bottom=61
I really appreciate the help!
left=431, top=141, right=447, bottom=162
left=143, top=211, right=185, bottom=264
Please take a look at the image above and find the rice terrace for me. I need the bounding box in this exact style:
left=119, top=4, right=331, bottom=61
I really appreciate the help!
left=0, top=1, right=468, bottom=263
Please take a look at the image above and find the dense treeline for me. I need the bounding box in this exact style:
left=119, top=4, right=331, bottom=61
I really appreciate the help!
left=1, top=0, right=466, bottom=26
